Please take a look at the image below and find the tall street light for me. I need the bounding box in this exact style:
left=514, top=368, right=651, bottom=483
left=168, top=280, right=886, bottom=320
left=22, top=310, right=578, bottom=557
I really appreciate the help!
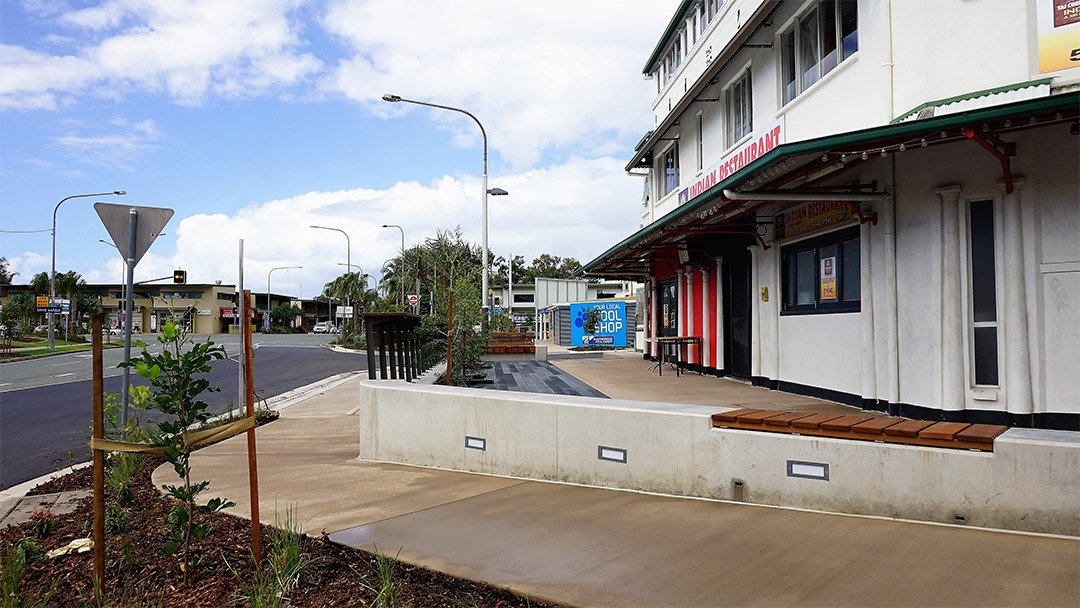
left=381, top=224, right=405, bottom=307
left=50, top=190, right=125, bottom=350
left=267, top=266, right=302, bottom=331
left=311, top=225, right=355, bottom=333
left=381, top=94, right=508, bottom=316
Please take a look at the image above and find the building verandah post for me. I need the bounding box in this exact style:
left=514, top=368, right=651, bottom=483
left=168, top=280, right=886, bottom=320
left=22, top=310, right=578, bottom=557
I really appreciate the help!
left=1000, top=178, right=1033, bottom=417
left=936, top=185, right=965, bottom=414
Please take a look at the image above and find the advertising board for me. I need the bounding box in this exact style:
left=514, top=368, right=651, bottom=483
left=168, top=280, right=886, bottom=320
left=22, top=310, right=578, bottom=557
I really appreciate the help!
left=570, top=301, right=627, bottom=347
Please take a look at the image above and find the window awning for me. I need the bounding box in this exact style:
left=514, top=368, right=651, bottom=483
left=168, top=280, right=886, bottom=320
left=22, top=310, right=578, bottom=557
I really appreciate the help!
left=584, top=92, right=1079, bottom=280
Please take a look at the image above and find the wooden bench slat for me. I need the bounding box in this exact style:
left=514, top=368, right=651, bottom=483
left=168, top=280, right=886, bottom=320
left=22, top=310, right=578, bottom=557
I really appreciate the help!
left=790, top=413, right=844, bottom=429
left=819, top=415, right=875, bottom=432
left=712, top=408, right=763, bottom=424
left=919, top=422, right=971, bottom=440
left=882, top=420, right=935, bottom=437
left=763, top=412, right=815, bottom=427
left=736, top=410, right=788, bottom=424
left=954, top=424, right=1008, bottom=444
left=851, top=417, right=905, bottom=435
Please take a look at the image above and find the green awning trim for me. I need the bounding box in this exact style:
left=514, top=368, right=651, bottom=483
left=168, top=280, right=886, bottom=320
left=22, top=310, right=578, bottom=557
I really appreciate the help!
left=634, top=130, right=655, bottom=152
left=891, top=78, right=1053, bottom=124
left=643, top=1, right=693, bottom=75
left=582, top=91, right=1079, bottom=275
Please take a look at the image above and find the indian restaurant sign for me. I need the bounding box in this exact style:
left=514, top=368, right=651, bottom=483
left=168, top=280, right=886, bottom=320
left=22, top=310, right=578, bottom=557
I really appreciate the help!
left=774, top=200, right=855, bottom=241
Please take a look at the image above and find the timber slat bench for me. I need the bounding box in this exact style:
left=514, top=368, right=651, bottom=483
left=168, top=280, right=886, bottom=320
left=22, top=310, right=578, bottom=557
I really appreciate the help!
left=712, top=408, right=1008, bottom=452
left=487, top=332, right=536, bottom=355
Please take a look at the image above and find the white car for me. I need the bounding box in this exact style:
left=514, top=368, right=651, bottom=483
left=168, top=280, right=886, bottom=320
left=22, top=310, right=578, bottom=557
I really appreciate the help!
left=313, top=321, right=332, bottom=334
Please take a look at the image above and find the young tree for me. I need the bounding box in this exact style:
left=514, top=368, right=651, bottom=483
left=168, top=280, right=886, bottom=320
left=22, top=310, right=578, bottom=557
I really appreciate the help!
left=0, top=257, right=14, bottom=284
left=270, top=303, right=302, bottom=329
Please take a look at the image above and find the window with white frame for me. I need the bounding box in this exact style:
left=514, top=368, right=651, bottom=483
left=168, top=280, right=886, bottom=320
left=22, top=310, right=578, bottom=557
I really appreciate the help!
left=968, top=199, right=999, bottom=386
left=708, top=0, right=721, bottom=22
left=724, top=69, right=752, bottom=148
left=662, top=144, right=680, bottom=196
left=780, top=0, right=858, bottom=105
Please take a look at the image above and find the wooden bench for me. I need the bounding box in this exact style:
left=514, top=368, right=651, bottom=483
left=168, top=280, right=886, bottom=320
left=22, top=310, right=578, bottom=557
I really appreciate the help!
left=487, top=332, right=536, bottom=355
left=711, top=408, right=1008, bottom=452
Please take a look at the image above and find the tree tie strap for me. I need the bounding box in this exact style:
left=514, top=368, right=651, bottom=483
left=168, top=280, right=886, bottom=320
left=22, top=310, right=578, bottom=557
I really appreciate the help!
left=89, top=415, right=257, bottom=454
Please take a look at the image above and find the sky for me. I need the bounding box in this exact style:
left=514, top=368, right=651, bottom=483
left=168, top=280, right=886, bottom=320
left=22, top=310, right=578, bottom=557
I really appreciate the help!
left=0, top=0, right=676, bottom=298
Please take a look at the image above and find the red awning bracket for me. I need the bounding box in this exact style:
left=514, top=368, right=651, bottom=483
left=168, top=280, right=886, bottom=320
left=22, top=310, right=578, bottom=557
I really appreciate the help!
left=965, top=128, right=1016, bottom=193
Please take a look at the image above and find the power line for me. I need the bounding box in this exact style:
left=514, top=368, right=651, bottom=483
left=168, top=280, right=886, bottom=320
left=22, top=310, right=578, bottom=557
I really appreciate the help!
left=0, top=228, right=51, bottom=233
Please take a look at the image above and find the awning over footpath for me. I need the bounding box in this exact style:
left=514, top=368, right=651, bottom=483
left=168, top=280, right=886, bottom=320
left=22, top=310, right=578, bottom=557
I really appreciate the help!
left=584, top=92, right=1079, bottom=281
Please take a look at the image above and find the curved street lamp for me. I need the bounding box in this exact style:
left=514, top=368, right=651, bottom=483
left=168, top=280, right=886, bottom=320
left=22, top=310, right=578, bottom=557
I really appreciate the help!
left=50, top=190, right=125, bottom=350
left=381, top=224, right=405, bottom=307
left=267, top=266, right=302, bottom=330
left=381, top=94, right=508, bottom=316
left=311, top=225, right=356, bottom=332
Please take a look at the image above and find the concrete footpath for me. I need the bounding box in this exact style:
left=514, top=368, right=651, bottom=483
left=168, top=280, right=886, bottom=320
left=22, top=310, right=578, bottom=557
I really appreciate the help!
left=155, top=370, right=1080, bottom=608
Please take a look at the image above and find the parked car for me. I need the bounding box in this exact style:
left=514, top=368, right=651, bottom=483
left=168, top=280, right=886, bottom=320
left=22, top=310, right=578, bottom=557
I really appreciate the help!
left=313, top=321, right=332, bottom=334
left=103, top=326, right=122, bottom=336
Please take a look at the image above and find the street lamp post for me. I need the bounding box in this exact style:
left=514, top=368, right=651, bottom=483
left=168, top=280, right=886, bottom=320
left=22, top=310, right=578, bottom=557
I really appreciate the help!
left=267, top=266, right=302, bottom=331
left=311, top=225, right=355, bottom=333
left=50, top=190, right=125, bottom=350
left=381, top=95, right=508, bottom=317
left=381, top=224, right=405, bottom=307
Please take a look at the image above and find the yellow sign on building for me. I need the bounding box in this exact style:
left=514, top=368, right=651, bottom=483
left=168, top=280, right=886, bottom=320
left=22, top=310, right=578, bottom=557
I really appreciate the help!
left=36, top=296, right=49, bottom=308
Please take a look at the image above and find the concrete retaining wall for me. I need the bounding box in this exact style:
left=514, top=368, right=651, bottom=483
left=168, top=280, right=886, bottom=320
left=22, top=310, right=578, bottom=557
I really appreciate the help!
left=358, top=380, right=1079, bottom=536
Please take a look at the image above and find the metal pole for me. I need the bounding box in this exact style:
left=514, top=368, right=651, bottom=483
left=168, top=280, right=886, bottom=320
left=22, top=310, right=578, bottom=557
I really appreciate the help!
left=482, top=173, right=489, bottom=318
left=121, top=209, right=137, bottom=427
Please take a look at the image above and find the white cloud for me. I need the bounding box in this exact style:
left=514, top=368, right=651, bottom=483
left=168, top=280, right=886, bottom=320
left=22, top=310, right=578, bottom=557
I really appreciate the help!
left=52, top=118, right=164, bottom=170
left=76, top=156, right=644, bottom=295
left=322, top=0, right=675, bottom=168
left=1, top=0, right=322, bottom=110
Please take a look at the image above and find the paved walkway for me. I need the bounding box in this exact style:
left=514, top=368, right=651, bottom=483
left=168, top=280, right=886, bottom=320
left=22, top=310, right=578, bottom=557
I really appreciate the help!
left=153, top=374, right=1079, bottom=608
left=480, top=361, right=608, bottom=398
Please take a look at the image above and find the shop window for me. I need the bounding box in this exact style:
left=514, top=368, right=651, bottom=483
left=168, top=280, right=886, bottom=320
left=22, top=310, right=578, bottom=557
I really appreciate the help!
left=781, top=227, right=860, bottom=314
left=780, top=0, right=858, bottom=105
left=662, top=144, right=680, bottom=196
left=968, top=199, right=998, bottom=386
left=513, top=293, right=534, bottom=303
left=724, top=69, right=752, bottom=148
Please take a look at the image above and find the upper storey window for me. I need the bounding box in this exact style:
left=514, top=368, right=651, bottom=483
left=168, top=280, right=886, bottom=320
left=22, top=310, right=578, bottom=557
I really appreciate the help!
left=662, top=145, right=680, bottom=196
left=781, top=0, right=858, bottom=105
left=725, top=70, right=753, bottom=148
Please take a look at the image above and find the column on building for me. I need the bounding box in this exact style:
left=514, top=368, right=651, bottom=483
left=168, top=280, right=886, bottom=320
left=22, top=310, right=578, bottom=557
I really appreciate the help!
left=714, top=257, right=724, bottom=372
left=749, top=245, right=761, bottom=382
left=686, top=267, right=696, bottom=363
left=860, top=213, right=877, bottom=409
left=648, top=278, right=657, bottom=357
left=1001, top=178, right=1032, bottom=417
left=936, top=186, right=965, bottom=413
left=702, top=267, right=711, bottom=369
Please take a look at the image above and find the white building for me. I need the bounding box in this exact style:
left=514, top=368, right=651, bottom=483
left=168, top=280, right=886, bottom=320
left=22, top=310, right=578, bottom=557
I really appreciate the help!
left=583, top=0, right=1079, bottom=430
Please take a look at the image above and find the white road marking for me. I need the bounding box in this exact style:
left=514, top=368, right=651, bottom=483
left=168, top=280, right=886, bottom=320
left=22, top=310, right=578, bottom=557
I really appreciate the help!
left=46, top=361, right=80, bottom=367
left=0, top=383, right=10, bottom=387
left=52, top=373, right=76, bottom=378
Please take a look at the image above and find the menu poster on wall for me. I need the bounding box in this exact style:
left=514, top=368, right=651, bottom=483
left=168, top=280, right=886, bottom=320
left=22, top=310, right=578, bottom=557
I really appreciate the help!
left=1037, top=0, right=1080, bottom=73
left=820, top=257, right=838, bottom=301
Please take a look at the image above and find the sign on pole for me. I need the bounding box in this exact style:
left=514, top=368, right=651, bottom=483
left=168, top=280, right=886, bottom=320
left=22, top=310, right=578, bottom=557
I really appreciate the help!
left=94, top=203, right=173, bottom=266
left=407, top=294, right=420, bottom=307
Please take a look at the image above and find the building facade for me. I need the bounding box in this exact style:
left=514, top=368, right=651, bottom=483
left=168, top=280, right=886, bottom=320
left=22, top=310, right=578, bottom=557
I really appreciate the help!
left=584, top=0, right=1079, bottom=429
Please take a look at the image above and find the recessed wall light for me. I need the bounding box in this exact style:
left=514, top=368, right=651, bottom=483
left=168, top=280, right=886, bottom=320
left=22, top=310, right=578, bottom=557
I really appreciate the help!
left=465, top=436, right=486, bottom=451
left=598, top=446, right=627, bottom=463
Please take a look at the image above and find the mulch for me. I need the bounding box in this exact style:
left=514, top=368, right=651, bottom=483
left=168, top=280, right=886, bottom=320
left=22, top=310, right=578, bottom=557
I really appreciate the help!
left=4, top=456, right=562, bottom=607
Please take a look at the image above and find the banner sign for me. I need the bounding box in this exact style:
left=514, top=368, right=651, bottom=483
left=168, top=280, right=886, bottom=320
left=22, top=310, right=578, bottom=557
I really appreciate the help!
left=570, top=301, right=627, bottom=347
left=1037, top=0, right=1080, bottom=73
left=220, top=308, right=256, bottom=319
left=774, top=200, right=854, bottom=241
left=679, top=117, right=785, bottom=206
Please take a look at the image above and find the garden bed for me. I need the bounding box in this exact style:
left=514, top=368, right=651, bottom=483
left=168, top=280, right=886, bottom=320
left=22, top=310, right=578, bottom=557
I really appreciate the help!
left=2, top=454, right=559, bottom=607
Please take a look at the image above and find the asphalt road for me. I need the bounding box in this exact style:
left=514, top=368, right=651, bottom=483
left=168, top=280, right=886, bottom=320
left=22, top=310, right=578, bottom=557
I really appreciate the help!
left=0, top=336, right=366, bottom=490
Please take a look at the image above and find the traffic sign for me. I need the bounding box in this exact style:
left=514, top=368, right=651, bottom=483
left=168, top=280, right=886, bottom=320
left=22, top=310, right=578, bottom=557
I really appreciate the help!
left=94, top=202, right=173, bottom=266
left=407, top=294, right=420, bottom=307
left=36, top=296, right=49, bottom=308
left=37, top=306, right=62, bottom=314
left=493, top=306, right=503, bottom=315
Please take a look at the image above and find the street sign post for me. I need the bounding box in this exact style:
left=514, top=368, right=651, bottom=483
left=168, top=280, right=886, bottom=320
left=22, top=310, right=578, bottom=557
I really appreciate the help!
left=95, top=202, right=173, bottom=427
left=407, top=294, right=419, bottom=307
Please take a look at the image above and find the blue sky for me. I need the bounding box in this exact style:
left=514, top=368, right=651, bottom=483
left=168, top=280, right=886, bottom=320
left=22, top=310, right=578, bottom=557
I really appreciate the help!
left=1, top=0, right=676, bottom=296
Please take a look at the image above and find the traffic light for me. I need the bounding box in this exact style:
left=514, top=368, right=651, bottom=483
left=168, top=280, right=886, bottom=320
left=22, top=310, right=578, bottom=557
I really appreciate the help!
left=173, top=269, right=187, bottom=284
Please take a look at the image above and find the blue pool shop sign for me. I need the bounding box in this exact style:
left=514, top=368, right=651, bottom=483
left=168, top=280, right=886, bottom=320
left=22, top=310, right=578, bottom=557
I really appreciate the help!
left=570, top=301, right=627, bottom=347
